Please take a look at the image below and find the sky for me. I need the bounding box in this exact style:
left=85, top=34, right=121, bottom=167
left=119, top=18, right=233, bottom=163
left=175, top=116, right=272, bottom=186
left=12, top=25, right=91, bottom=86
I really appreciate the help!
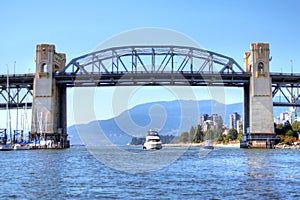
left=1, top=0, right=300, bottom=126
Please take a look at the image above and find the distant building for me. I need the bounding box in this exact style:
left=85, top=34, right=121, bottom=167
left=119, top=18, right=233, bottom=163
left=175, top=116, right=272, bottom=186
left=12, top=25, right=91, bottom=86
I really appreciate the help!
left=199, top=114, right=219, bottom=132
left=199, top=114, right=209, bottom=125
left=290, top=110, right=300, bottom=123
left=229, top=112, right=241, bottom=130
left=222, top=128, right=229, bottom=135
left=274, top=111, right=289, bottom=124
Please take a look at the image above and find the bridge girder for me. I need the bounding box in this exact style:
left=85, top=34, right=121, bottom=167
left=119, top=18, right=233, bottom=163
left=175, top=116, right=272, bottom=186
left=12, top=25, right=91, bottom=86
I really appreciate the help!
left=0, top=74, right=33, bottom=109
left=271, top=73, right=300, bottom=106
left=55, top=72, right=250, bottom=87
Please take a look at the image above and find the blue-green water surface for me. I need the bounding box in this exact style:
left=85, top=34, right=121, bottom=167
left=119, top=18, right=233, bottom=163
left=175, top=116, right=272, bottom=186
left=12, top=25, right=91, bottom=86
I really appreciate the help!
left=0, top=146, right=299, bottom=199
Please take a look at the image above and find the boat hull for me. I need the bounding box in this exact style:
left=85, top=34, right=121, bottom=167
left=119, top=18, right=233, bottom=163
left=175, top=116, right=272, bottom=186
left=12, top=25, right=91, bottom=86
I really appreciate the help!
left=143, top=142, right=162, bottom=150
left=203, top=146, right=214, bottom=150
left=203, top=140, right=214, bottom=150
left=13, top=144, right=30, bottom=150
left=0, top=144, right=13, bottom=151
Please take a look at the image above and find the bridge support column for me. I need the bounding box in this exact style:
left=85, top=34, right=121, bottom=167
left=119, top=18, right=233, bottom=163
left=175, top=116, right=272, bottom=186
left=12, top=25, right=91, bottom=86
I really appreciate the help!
left=31, top=44, right=69, bottom=148
left=243, top=43, right=277, bottom=148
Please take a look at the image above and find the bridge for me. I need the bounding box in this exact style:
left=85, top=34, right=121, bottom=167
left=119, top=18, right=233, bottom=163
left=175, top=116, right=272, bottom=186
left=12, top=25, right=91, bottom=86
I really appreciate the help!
left=1, top=43, right=300, bottom=148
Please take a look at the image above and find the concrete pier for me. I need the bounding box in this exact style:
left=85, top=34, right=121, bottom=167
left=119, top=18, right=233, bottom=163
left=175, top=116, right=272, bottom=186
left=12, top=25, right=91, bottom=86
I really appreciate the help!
left=242, top=43, right=277, bottom=148
left=30, top=44, right=69, bottom=148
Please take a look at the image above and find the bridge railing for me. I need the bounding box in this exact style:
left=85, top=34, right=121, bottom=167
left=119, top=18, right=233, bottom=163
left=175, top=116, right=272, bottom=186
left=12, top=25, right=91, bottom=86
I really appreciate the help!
left=270, top=72, right=300, bottom=77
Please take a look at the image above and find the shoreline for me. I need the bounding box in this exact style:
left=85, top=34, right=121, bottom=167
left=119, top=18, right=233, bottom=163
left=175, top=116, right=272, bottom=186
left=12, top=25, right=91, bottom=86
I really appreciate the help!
left=162, top=142, right=240, bottom=148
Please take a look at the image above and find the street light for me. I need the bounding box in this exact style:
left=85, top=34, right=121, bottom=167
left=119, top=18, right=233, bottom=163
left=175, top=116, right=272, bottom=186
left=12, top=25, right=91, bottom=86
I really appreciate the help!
left=291, top=60, right=293, bottom=75
left=14, top=61, right=16, bottom=75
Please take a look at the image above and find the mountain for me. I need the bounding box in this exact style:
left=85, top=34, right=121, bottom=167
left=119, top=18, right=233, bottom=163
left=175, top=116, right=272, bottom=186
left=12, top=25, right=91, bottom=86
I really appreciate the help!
left=68, top=100, right=243, bottom=145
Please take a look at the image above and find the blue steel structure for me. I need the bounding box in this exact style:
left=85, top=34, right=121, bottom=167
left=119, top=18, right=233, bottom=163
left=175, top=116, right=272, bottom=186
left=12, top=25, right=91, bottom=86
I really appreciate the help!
left=0, top=45, right=300, bottom=142
left=1, top=45, right=299, bottom=107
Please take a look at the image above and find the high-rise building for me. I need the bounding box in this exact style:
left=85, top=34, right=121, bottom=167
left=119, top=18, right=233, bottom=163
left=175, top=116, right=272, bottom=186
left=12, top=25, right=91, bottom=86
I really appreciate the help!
left=199, top=114, right=219, bottom=131
left=229, top=112, right=241, bottom=130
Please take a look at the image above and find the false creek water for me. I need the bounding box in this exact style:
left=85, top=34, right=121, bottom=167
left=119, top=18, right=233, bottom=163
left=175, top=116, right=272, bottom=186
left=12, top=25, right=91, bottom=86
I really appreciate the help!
left=0, top=146, right=299, bottom=199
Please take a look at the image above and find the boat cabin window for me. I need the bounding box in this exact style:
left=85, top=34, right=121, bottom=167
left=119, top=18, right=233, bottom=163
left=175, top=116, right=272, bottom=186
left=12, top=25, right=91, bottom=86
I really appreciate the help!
left=147, top=131, right=158, bottom=136
left=148, top=139, right=160, bottom=142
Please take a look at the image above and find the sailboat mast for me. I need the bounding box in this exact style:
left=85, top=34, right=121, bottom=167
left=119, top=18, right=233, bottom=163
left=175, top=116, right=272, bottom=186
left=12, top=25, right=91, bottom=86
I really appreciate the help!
left=6, top=67, right=12, bottom=142
left=15, top=61, right=18, bottom=133
left=6, top=68, right=9, bottom=140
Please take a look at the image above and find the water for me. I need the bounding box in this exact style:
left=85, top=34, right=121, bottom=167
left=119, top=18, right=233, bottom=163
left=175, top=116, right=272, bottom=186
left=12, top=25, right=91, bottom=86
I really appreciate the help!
left=0, top=146, right=299, bottom=199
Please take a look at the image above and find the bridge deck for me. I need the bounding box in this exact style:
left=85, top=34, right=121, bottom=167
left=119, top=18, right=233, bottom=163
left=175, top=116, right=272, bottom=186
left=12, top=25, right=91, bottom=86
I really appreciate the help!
left=1, top=72, right=300, bottom=108
left=55, top=72, right=251, bottom=87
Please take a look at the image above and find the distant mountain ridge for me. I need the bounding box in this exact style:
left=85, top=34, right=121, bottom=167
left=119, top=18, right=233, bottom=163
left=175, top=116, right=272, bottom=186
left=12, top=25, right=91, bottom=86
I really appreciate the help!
left=68, top=100, right=243, bottom=145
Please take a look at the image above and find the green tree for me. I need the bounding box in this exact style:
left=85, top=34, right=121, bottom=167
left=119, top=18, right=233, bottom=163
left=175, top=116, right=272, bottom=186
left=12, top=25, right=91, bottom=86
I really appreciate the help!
left=217, top=134, right=226, bottom=143
left=189, top=126, right=196, bottom=142
left=225, top=129, right=238, bottom=141
left=237, top=132, right=243, bottom=141
left=275, top=123, right=285, bottom=135
left=215, top=116, right=224, bottom=140
left=204, top=129, right=214, bottom=140
left=237, top=123, right=243, bottom=141
left=179, top=132, right=189, bottom=143
left=283, top=121, right=293, bottom=134
left=275, top=121, right=300, bottom=144
left=286, top=129, right=297, bottom=138
left=193, top=124, right=204, bottom=143
left=292, top=121, right=300, bottom=132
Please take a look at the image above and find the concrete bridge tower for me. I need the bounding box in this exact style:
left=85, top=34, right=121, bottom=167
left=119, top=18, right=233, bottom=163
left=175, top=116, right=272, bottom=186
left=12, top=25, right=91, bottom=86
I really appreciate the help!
left=31, top=44, right=68, bottom=148
left=244, top=43, right=276, bottom=148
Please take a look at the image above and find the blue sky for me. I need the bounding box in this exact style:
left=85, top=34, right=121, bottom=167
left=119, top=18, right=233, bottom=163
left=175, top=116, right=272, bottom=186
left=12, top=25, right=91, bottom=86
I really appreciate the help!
left=1, top=0, right=300, bottom=125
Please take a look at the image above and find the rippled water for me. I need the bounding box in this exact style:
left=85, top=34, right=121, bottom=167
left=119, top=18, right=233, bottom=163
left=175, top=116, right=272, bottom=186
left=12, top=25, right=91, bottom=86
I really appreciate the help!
left=0, top=146, right=299, bottom=199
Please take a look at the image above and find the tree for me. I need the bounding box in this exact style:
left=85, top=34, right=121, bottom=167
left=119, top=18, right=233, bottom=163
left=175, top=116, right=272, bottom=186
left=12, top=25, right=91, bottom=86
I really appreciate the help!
left=292, top=121, right=300, bottom=132
left=189, top=126, right=196, bottom=142
left=283, top=121, right=293, bottom=133
left=286, top=130, right=297, bottom=138
left=275, top=123, right=285, bottom=135
left=217, top=134, right=226, bottom=143
left=215, top=116, right=224, bottom=140
left=193, top=124, right=204, bottom=143
left=237, top=132, right=243, bottom=141
left=179, top=132, right=189, bottom=143
left=225, top=129, right=238, bottom=141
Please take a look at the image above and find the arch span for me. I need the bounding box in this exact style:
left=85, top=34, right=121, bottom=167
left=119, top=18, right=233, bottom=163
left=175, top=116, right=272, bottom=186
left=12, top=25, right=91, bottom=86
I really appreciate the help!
left=61, top=46, right=244, bottom=75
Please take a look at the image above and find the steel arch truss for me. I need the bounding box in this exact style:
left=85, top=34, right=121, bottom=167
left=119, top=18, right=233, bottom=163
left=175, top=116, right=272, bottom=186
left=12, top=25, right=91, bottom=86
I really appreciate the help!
left=61, top=46, right=244, bottom=75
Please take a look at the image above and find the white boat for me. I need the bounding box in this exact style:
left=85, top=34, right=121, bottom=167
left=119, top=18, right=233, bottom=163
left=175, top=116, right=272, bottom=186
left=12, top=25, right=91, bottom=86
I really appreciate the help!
left=0, top=144, right=13, bottom=151
left=143, top=130, right=162, bottom=150
left=0, top=129, right=13, bottom=151
left=13, top=143, right=30, bottom=150
left=203, top=140, right=214, bottom=150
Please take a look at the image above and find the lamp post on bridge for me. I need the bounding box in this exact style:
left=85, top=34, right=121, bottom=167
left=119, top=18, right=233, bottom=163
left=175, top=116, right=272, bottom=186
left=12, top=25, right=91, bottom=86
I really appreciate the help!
left=291, top=60, right=293, bottom=75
